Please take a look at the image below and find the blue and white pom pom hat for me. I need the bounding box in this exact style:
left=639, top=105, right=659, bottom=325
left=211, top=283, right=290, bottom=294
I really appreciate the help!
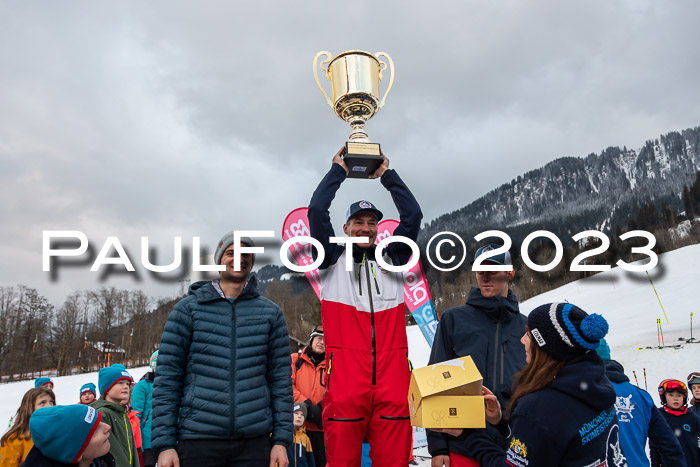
left=527, top=303, right=609, bottom=361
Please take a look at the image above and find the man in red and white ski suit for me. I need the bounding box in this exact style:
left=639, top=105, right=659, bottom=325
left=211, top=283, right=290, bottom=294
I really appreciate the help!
left=308, top=147, right=422, bottom=466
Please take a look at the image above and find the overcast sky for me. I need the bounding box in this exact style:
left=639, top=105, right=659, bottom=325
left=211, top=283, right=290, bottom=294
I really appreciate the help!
left=2, top=0, right=699, bottom=305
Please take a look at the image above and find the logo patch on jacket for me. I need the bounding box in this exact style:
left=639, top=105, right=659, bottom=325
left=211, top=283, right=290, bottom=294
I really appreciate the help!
left=506, top=438, right=529, bottom=466
left=614, top=395, right=635, bottom=422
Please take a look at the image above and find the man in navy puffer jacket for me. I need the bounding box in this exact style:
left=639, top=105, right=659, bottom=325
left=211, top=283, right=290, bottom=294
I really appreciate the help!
left=152, top=233, right=293, bottom=467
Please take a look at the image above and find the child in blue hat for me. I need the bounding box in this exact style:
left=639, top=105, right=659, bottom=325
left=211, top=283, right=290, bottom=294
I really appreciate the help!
left=80, top=383, right=97, bottom=405
left=23, top=404, right=113, bottom=466
left=93, top=364, right=139, bottom=467
left=34, top=377, right=53, bottom=389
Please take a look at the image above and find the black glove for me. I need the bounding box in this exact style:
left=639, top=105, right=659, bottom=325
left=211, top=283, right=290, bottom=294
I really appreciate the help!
left=305, top=399, right=323, bottom=428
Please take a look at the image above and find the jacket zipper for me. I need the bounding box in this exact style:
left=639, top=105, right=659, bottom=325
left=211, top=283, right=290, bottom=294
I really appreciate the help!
left=366, top=263, right=377, bottom=385
left=357, top=254, right=365, bottom=296
left=230, top=301, right=237, bottom=438
left=501, top=342, right=505, bottom=385
left=493, top=322, right=500, bottom=391
left=122, top=410, right=133, bottom=465
left=327, top=352, right=333, bottom=390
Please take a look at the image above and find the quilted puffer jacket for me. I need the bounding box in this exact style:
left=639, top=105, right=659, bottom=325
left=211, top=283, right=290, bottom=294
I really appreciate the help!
left=151, top=276, right=293, bottom=453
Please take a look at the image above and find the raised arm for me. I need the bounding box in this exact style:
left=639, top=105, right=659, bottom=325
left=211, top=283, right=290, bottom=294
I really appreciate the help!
left=378, top=154, right=423, bottom=265
left=308, top=147, right=349, bottom=269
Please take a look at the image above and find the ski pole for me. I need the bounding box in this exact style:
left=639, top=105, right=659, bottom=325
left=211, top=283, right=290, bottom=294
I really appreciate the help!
left=646, top=271, right=669, bottom=324
left=659, top=321, right=665, bottom=347
left=657, top=319, right=661, bottom=347
left=633, top=371, right=639, bottom=387
left=643, top=368, right=648, bottom=391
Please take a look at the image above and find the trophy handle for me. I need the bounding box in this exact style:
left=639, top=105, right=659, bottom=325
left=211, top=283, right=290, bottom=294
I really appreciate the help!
left=313, top=51, right=333, bottom=108
left=375, top=51, right=395, bottom=108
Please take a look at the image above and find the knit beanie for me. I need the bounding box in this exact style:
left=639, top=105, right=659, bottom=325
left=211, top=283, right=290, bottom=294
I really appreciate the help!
left=149, top=350, right=159, bottom=371
left=213, top=231, right=256, bottom=266
left=293, top=402, right=307, bottom=419
left=527, top=303, right=609, bottom=361
left=34, top=377, right=53, bottom=388
left=98, top=364, right=133, bottom=397
left=80, top=383, right=97, bottom=398
left=29, top=405, right=103, bottom=464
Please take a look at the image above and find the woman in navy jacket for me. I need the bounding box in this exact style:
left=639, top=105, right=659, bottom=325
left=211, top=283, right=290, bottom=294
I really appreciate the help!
left=435, top=302, right=628, bottom=467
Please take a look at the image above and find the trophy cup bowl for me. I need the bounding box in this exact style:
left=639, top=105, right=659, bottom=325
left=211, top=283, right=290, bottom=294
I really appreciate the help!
left=313, top=50, right=394, bottom=178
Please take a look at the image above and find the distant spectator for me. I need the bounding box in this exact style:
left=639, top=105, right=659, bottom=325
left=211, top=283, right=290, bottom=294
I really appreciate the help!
left=286, top=403, right=315, bottom=467
left=23, top=405, right=114, bottom=466
left=651, top=379, right=700, bottom=466
left=605, top=360, right=686, bottom=467
left=93, top=364, right=139, bottom=467
left=291, top=326, right=326, bottom=467
left=688, top=372, right=700, bottom=418
left=33, top=378, right=53, bottom=390
left=132, top=351, right=157, bottom=467
left=0, top=387, right=55, bottom=466
left=79, top=383, right=97, bottom=405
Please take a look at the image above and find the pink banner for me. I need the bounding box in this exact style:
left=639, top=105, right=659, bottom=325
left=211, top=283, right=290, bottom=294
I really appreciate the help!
left=376, top=219, right=438, bottom=345
left=282, top=207, right=321, bottom=301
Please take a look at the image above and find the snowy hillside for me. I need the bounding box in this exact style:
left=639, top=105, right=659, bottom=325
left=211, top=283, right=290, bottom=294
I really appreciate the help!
left=1, top=244, right=697, bottom=464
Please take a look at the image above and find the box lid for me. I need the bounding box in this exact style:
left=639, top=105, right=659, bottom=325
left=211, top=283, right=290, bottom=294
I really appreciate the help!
left=409, top=356, right=483, bottom=403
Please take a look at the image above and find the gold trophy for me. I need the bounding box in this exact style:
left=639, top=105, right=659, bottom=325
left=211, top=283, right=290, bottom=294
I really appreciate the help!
left=313, top=50, right=394, bottom=179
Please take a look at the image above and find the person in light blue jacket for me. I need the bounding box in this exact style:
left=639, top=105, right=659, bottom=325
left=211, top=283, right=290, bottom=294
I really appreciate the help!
left=132, top=350, right=158, bottom=467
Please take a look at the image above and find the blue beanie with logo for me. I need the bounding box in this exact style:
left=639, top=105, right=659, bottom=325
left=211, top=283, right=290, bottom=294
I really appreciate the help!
left=98, top=364, right=133, bottom=397
left=34, top=377, right=53, bottom=388
left=29, top=405, right=102, bottom=464
left=80, top=382, right=97, bottom=398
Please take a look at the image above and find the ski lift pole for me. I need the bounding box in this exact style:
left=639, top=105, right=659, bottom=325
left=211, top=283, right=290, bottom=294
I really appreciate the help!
left=646, top=271, right=669, bottom=324
left=633, top=370, right=639, bottom=387
left=691, top=312, right=695, bottom=342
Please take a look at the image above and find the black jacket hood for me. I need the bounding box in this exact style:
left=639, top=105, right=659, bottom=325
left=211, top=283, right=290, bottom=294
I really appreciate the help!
left=549, top=352, right=617, bottom=412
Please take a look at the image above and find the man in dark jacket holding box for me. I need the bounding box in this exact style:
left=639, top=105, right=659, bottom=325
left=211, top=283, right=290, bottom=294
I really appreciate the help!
left=151, top=232, right=293, bottom=467
left=428, top=244, right=527, bottom=467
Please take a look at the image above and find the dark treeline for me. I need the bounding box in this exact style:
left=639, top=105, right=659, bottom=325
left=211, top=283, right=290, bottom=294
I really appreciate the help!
left=0, top=286, right=178, bottom=381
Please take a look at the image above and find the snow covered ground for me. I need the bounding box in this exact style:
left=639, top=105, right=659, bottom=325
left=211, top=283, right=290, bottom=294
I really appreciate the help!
left=1, top=244, right=698, bottom=465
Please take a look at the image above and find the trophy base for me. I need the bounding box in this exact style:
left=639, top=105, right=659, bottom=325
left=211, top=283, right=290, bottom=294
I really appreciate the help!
left=344, top=141, right=382, bottom=179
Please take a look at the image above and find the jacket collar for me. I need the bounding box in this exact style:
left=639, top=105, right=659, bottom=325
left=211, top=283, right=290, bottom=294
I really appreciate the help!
left=465, top=287, right=520, bottom=322
left=663, top=405, right=688, bottom=416
left=352, top=244, right=376, bottom=263
left=189, top=275, right=260, bottom=304
left=604, top=360, right=630, bottom=384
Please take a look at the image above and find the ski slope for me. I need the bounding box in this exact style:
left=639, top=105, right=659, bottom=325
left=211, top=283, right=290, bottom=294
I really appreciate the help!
left=1, top=244, right=697, bottom=464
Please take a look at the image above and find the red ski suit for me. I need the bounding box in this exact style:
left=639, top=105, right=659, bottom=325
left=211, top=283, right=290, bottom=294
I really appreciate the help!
left=308, top=164, right=422, bottom=467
